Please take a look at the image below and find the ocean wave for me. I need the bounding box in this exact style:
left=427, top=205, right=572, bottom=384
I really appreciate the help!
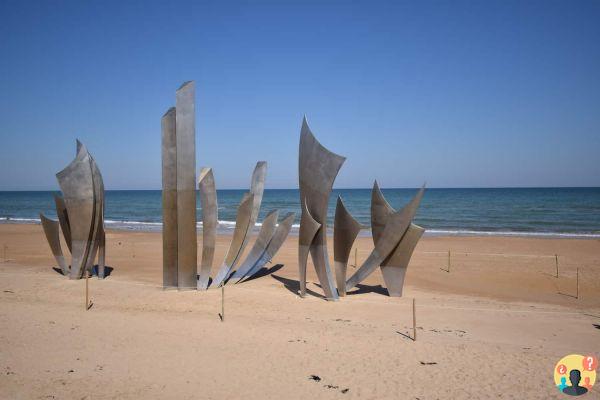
left=423, top=229, right=600, bottom=239
left=2, top=216, right=598, bottom=238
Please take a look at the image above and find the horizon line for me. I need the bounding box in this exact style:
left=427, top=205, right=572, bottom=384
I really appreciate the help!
left=1, top=186, right=599, bottom=192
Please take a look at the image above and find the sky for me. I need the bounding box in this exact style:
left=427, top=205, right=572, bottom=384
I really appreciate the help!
left=0, top=0, right=598, bottom=190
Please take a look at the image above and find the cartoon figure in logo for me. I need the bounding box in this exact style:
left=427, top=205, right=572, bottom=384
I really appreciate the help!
left=557, top=376, right=568, bottom=392
left=554, top=354, right=596, bottom=396
left=563, top=370, right=588, bottom=396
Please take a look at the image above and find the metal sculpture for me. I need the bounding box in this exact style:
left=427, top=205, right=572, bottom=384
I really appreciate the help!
left=161, top=81, right=197, bottom=290
left=298, top=201, right=321, bottom=297
left=333, top=196, right=362, bottom=296
left=197, top=167, right=217, bottom=290
left=211, top=161, right=267, bottom=287
left=42, top=141, right=106, bottom=279
left=237, top=212, right=296, bottom=283
left=176, top=81, right=198, bottom=290
left=298, top=117, right=345, bottom=301
left=228, top=209, right=279, bottom=283
left=193, top=162, right=291, bottom=288
left=211, top=193, right=255, bottom=287
left=161, top=107, right=178, bottom=288
left=56, top=142, right=94, bottom=279
left=54, top=195, right=72, bottom=253
left=345, top=183, right=425, bottom=293
left=370, top=181, right=424, bottom=296
left=39, top=213, right=69, bottom=275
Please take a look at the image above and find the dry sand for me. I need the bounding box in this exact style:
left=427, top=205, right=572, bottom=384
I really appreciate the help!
left=1, top=223, right=599, bottom=399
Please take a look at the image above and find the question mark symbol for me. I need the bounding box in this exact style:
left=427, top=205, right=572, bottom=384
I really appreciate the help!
left=582, top=355, right=597, bottom=372
left=557, top=364, right=567, bottom=374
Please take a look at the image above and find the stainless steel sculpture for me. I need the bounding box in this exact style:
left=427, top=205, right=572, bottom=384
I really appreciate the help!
left=197, top=167, right=217, bottom=290
left=228, top=210, right=279, bottom=283
left=176, top=81, right=198, bottom=290
left=333, top=196, right=362, bottom=296
left=42, top=140, right=106, bottom=279
left=298, top=117, right=345, bottom=301
left=211, top=193, right=255, bottom=287
left=298, top=201, right=321, bottom=297
left=193, top=161, right=289, bottom=288
left=56, top=142, right=96, bottom=279
left=345, top=183, right=425, bottom=293
left=161, top=81, right=197, bottom=290
left=243, top=161, right=267, bottom=248
left=237, top=212, right=296, bottom=283
left=40, top=213, right=69, bottom=275
left=371, top=181, right=424, bottom=296
left=54, top=195, right=72, bottom=253
left=211, top=161, right=267, bottom=287
left=161, top=107, right=178, bottom=288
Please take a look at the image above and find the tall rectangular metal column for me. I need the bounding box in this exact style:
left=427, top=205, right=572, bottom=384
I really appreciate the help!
left=161, top=107, right=178, bottom=288
left=175, top=81, right=198, bottom=289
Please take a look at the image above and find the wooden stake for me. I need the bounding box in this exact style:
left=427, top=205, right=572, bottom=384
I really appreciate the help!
left=555, top=254, right=559, bottom=278
left=221, top=285, right=225, bottom=322
left=447, top=250, right=451, bottom=273
left=576, top=268, right=579, bottom=299
left=412, top=298, right=417, bottom=341
left=85, top=270, right=89, bottom=310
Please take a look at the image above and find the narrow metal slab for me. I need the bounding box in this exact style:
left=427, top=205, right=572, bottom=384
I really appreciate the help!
left=40, top=213, right=69, bottom=275
left=298, top=201, right=321, bottom=297
left=161, top=106, right=178, bottom=288
left=175, top=81, right=197, bottom=290
left=240, top=212, right=295, bottom=282
left=380, top=224, right=424, bottom=297
left=197, top=167, right=217, bottom=290
left=298, top=117, right=345, bottom=300
left=53, top=194, right=72, bottom=253
left=228, top=209, right=279, bottom=283
left=346, top=184, right=425, bottom=291
left=333, top=196, right=361, bottom=296
left=211, top=193, right=255, bottom=287
left=240, top=161, right=267, bottom=251
left=83, top=150, right=105, bottom=276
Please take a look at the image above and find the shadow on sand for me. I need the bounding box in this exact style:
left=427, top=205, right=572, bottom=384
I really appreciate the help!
left=313, top=281, right=390, bottom=297
left=270, top=274, right=326, bottom=300
left=241, top=264, right=284, bottom=283
left=52, top=265, right=114, bottom=278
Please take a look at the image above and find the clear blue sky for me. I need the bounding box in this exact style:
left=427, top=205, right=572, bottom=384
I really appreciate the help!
left=0, top=0, right=598, bottom=190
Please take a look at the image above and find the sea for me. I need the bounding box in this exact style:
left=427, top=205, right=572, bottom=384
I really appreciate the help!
left=1, top=188, right=599, bottom=238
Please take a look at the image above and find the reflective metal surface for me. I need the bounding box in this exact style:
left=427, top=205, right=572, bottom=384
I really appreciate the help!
left=228, top=209, right=279, bottom=283
left=40, top=213, right=69, bottom=275
left=161, top=107, right=178, bottom=288
left=212, top=193, right=255, bottom=287
left=197, top=167, right=217, bottom=290
left=175, top=81, right=197, bottom=290
left=380, top=223, right=424, bottom=296
left=333, top=196, right=361, bottom=296
left=298, top=117, right=345, bottom=300
left=240, top=212, right=296, bottom=283
left=53, top=194, right=72, bottom=253
left=56, top=142, right=95, bottom=279
left=345, top=184, right=425, bottom=291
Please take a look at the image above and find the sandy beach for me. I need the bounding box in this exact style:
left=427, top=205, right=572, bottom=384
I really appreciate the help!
left=1, top=223, right=599, bottom=399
